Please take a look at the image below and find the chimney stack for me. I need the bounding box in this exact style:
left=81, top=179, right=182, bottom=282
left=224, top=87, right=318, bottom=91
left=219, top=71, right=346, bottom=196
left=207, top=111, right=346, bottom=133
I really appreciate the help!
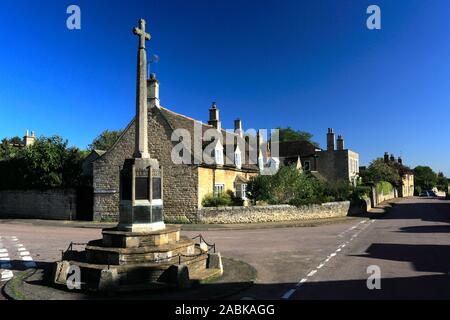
left=337, top=135, right=344, bottom=150
left=147, top=73, right=160, bottom=108
left=234, top=119, right=243, bottom=138
left=208, top=102, right=221, bottom=130
left=326, top=128, right=335, bottom=151
left=257, top=130, right=264, bottom=170
left=384, top=152, right=389, bottom=163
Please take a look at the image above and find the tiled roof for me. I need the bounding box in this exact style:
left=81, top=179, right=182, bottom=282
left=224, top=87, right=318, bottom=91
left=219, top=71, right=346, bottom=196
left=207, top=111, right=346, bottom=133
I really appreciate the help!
left=272, top=140, right=320, bottom=158
left=158, top=107, right=259, bottom=171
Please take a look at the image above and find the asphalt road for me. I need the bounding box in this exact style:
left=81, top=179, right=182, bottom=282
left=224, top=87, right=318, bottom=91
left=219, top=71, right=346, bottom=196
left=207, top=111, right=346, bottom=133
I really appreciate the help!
left=0, top=197, right=449, bottom=300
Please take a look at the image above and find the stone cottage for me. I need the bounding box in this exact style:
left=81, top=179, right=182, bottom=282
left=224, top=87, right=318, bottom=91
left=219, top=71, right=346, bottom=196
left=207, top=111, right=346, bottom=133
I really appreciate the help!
left=92, top=74, right=259, bottom=222
left=383, top=152, right=414, bottom=197
left=275, top=128, right=360, bottom=185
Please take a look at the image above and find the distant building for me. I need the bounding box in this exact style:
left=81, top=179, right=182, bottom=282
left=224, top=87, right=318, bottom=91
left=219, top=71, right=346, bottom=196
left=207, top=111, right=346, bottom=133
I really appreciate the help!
left=275, top=128, right=360, bottom=185
left=23, top=130, right=37, bottom=147
left=383, top=152, right=414, bottom=197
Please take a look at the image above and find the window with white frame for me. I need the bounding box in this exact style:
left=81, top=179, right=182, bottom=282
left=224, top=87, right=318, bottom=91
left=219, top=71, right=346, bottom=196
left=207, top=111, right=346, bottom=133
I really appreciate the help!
left=235, top=183, right=247, bottom=199
left=214, top=146, right=224, bottom=165
left=214, top=183, right=225, bottom=195
left=241, top=183, right=247, bottom=199
left=235, top=151, right=242, bottom=169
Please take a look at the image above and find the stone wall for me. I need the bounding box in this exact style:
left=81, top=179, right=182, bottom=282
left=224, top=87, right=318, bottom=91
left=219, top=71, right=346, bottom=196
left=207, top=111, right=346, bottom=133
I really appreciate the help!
left=370, top=186, right=396, bottom=207
left=93, top=108, right=199, bottom=222
left=0, top=189, right=77, bottom=220
left=197, top=201, right=362, bottom=224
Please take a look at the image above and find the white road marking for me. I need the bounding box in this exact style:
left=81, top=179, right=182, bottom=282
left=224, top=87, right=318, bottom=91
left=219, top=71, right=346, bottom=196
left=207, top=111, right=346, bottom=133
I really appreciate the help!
left=21, top=256, right=33, bottom=261
left=15, top=244, right=24, bottom=247
left=0, top=253, right=9, bottom=258
left=17, top=248, right=26, bottom=252
left=0, top=257, right=11, bottom=261
left=0, top=249, right=7, bottom=253
left=1, top=270, right=13, bottom=281
left=19, top=251, right=30, bottom=256
left=296, top=278, right=308, bottom=287
left=307, top=270, right=317, bottom=277
left=282, top=289, right=296, bottom=299
left=283, top=218, right=376, bottom=300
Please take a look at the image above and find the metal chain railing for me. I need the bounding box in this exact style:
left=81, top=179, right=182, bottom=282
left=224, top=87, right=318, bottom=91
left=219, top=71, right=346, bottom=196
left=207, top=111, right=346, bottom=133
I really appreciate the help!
left=192, top=234, right=216, bottom=253
left=60, top=234, right=216, bottom=265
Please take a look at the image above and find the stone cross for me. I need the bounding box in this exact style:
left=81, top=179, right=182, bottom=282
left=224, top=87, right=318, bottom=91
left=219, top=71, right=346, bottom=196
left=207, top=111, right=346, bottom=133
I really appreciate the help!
left=133, top=19, right=151, bottom=159
left=133, top=19, right=151, bottom=49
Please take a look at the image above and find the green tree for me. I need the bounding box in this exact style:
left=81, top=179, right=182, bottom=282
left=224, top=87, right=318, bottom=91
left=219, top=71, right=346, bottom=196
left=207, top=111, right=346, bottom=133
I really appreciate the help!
left=0, top=135, right=87, bottom=190
left=247, top=165, right=365, bottom=207
left=436, top=172, right=448, bottom=192
left=413, top=166, right=437, bottom=191
left=89, top=129, right=123, bottom=151
left=360, top=158, right=401, bottom=187
left=277, top=127, right=319, bottom=147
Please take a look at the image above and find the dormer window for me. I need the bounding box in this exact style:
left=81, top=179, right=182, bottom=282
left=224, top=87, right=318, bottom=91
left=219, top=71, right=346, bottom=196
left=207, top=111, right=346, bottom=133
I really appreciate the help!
left=234, top=147, right=242, bottom=169
left=214, top=145, right=224, bottom=165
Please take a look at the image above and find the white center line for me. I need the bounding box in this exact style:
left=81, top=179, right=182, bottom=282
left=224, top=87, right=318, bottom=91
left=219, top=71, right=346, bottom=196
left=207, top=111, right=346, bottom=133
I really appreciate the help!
left=282, top=289, right=296, bottom=299
left=307, top=270, right=317, bottom=277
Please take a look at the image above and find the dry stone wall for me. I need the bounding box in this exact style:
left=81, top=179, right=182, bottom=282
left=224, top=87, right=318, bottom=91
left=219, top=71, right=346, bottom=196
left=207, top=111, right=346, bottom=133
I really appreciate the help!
left=197, top=201, right=363, bottom=224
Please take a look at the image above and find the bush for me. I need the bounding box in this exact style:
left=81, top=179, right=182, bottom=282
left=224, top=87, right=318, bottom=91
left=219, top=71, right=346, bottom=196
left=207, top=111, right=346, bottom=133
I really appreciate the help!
left=351, top=186, right=371, bottom=201
left=376, top=181, right=393, bottom=195
left=201, top=192, right=233, bottom=207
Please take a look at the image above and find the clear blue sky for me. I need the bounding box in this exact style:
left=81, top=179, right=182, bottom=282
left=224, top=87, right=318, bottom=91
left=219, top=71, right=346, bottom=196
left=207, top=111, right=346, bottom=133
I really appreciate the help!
left=1, top=0, right=449, bottom=175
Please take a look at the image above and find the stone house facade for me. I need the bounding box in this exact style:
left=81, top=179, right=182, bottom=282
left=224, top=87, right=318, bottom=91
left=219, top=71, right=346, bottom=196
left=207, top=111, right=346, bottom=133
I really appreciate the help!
left=92, top=76, right=259, bottom=222
left=276, top=128, right=360, bottom=185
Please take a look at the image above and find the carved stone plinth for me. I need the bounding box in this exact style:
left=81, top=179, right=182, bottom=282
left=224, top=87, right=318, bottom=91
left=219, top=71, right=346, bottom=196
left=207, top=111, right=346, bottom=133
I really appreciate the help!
left=54, top=225, right=222, bottom=292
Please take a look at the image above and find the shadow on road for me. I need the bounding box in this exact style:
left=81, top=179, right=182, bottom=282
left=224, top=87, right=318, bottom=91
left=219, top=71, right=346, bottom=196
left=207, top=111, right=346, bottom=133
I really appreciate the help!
left=379, top=200, right=450, bottom=224
left=353, top=243, right=450, bottom=274
left=292, top=273, right=450, bottom=300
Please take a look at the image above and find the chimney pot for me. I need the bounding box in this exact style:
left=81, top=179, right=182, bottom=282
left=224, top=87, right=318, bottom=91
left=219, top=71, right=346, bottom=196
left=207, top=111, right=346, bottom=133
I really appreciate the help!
left=147, top=74, right=160, bottom=108
left=327, top=128, right=335, bottom=151
left=234, top=119, right=243, bottom=138
left=208, top=102, right=221, bottom=130
left=337, top=135, right=344, bottom=150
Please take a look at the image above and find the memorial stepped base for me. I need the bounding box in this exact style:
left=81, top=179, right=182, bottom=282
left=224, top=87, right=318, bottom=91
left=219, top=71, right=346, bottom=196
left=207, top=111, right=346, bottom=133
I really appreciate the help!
left=53, top=225, right=223, bottom=292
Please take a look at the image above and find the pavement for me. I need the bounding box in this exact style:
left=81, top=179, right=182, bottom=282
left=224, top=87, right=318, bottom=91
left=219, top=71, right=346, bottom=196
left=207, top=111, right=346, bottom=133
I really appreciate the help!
left=1, top=196, right=449, bottom=300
